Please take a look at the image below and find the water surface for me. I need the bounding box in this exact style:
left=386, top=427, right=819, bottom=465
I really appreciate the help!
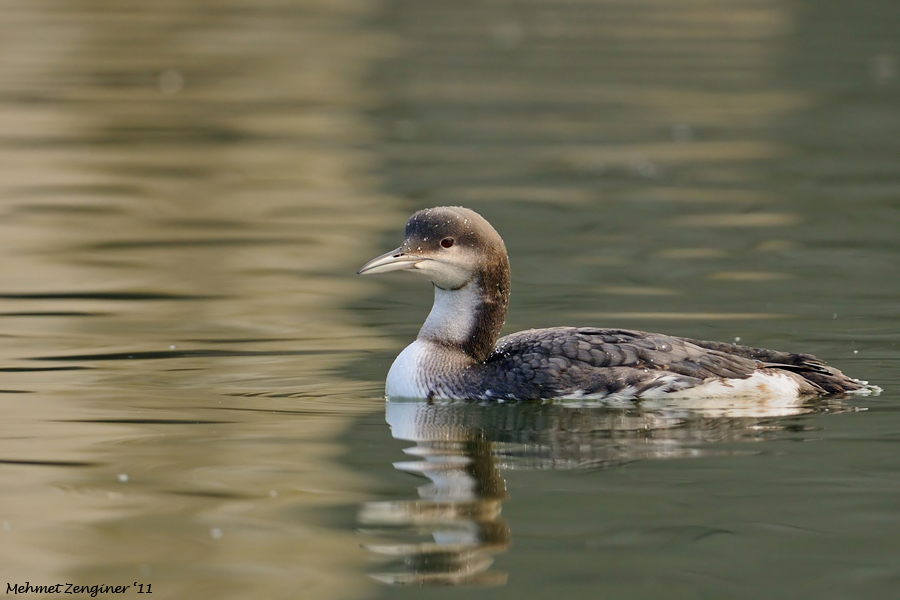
left=1, top=1, right=898, bottom=599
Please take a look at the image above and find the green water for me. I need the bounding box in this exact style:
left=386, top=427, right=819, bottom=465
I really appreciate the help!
left=0, top=1, right=898, bottom=599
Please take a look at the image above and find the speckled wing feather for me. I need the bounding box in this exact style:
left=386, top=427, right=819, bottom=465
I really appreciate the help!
left=481, top=327, right=821, bottom=400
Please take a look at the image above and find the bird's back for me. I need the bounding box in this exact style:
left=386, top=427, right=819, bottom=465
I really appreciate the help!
left=477, top=327, right=869, bottom=400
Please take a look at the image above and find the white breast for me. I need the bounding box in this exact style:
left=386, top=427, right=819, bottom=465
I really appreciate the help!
left=385, top=340, right=430, bottom=398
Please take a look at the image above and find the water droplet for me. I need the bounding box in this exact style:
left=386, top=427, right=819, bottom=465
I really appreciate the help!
left=633, top=158, right=659, bottom=178
left=871, top=54, right=896, bottom=85
left=394, top=120, right=417, bottom=140
left=671, top=123, right=693, bottom=142
left=158, top=70, right=184, bottom=94
left=492, top=21, right=525, bottom=50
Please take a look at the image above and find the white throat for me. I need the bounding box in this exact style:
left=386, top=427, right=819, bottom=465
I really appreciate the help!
left=418, top=283, right=481, bottom=345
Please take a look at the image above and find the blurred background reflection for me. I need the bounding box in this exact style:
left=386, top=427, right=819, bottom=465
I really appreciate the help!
left=0, top=0, right=898, bottom=599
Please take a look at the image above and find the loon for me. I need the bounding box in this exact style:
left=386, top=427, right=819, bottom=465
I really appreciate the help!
left=358, top=206, right=873, bottom=401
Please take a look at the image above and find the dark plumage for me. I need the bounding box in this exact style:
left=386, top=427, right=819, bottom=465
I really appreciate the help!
left=359, top=206, right=873, bottom=401
left=475, top=328, right=863, bottom=399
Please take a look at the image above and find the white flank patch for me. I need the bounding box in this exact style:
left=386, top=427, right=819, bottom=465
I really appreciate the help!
left=662, top=371, right=802, bottom=400
left=385, top=340, right=430, bottom=398
left=559, top=372, right=812, bottom=417
left=562, top=371, right=804, bottom=402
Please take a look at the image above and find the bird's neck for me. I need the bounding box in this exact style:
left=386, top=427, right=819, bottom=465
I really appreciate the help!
left=418, top=267, right=510, bottom=363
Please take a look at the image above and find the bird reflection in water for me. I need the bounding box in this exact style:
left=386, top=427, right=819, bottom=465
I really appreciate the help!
left=358, top=396, right=854, bottom=586
left=358, top=401, right=510, bottom=586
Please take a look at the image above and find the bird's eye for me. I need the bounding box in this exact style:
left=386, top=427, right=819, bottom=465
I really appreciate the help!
left=440, top=238, right=454, bottom=248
